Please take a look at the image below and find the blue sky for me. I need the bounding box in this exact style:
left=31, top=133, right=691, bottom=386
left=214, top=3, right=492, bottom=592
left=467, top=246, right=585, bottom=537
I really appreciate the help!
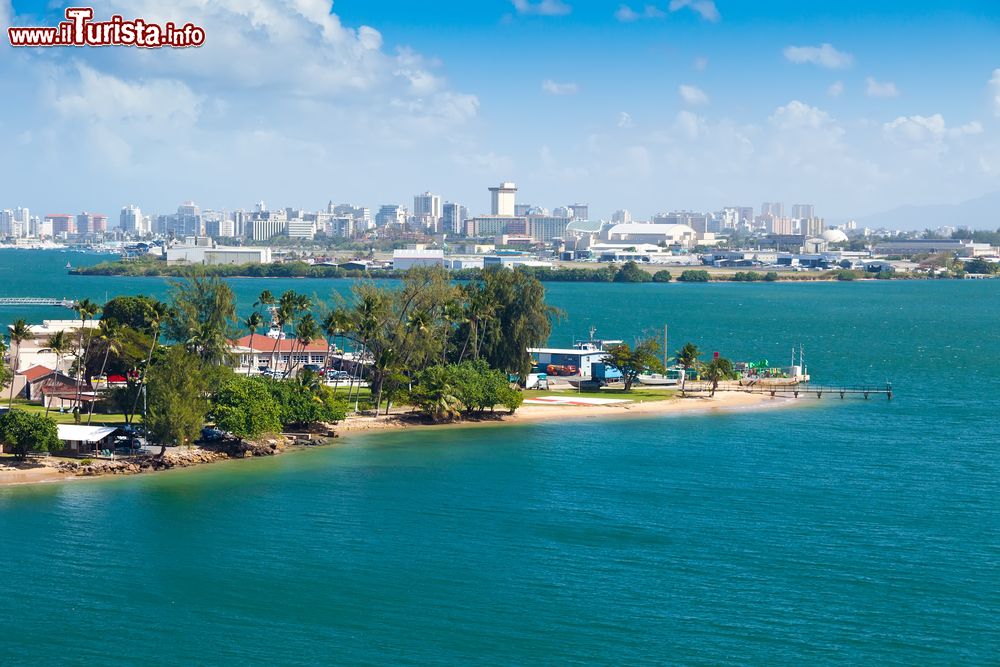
left=2, top=0, right=1000, bottom=224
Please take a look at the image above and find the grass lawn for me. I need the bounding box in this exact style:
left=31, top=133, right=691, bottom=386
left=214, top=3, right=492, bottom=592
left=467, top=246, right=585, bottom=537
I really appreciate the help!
left=523, top=388, right=676, bottom=403
left=7, top=401, right=131, bottom=426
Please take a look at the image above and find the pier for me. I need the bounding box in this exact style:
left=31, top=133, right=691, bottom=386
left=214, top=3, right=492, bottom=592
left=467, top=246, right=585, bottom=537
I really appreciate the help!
left=684, top=382, right=893, bottom=400
left=0, top=297, right=77, bottom=309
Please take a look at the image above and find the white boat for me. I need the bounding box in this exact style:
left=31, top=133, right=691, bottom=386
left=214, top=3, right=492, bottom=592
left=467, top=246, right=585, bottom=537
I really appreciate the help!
left=637, top=369, right=683, bottom=386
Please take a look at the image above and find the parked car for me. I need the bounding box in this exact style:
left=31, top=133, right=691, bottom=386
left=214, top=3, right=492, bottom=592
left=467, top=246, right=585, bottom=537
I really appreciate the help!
left=325, top=370, right=351, bottom=381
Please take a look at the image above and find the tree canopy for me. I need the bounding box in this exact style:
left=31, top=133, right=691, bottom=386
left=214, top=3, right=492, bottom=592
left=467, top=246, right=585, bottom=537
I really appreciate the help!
left=603, top=338, right=665, bottom=391
left=0, top=411, right=59, bottom=460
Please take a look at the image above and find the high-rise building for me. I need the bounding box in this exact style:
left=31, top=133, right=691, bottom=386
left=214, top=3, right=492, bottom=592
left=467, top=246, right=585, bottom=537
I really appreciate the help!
left=0, top=210, right=13, bottom=237
left=761, top=202, right=784, bottom=218
left=287, top=219, right=317, bottom=240
left=791, top=204, right=815, bottom=220
left=413, top=192, right=442, bottom=220
left=375, top=205, right=407, bottom=230
left=442, top=202, right=468, bottom=236
left=91, top=214, right=108, bottom=234
left=568, top=203, right=589, bottom=221
left=46, top=214, right=75, bottom=235
left=526, top=215, right=572, bottom=242
left=120, top=205, right=142, bottom=234
left=252, top=218, right=287, bottom=241
left=76, top=212, right=94, bottom=235
left=514, top=203, right=533, bottom=217
left=489, top=182, right=517, bottom=217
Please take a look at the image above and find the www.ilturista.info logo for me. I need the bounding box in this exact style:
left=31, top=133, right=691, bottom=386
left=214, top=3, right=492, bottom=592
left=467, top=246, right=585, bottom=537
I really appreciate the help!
left=7, top=7, right=206, bottom=48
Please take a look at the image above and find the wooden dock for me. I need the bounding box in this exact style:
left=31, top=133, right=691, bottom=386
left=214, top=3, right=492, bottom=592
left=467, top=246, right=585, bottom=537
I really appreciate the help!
left=684, top=381, right=893, bottom=400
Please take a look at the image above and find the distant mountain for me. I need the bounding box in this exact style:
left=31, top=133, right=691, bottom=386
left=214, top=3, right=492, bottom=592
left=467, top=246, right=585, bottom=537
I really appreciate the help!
left=856, top=191, right=1000, bottom=231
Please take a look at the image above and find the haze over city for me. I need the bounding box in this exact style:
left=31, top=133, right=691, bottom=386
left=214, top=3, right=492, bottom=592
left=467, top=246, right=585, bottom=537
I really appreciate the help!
left=2, top=0, right=1000, bottom=226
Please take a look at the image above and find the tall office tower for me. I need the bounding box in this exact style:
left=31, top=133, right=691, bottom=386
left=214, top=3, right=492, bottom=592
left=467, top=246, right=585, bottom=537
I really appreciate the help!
left=568, top=203, right=589, bottom=221
left=761, top=202, right=784, bottom=218
left=120, top=205, right=142, bottom=234
left=91, top=214, right=108, bottom=233
left=791, top=204, right=815, bottom=220
left=0, top=209, right=13, bottom=236
left=413, top=192, right=442, bottom=221
left=442, top=202, right=468, bottom=235
left=489, top=181, right=517, bottom=216
left=14, top=207, right=30, bottom=236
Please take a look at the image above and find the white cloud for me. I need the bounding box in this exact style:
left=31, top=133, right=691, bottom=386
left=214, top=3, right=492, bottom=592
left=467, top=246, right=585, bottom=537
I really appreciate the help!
left=668, top=0, right=720, bottom=22
left=53, top=64, right=202, bottom=128
left=827, top=81, right=844, bottom=97
left=783, top=43, right=854, bottom=69
left=511, top=0, right=572, bottom=16
left=542, top=79, right=579, bottom=95
left=769, top=100, right=839, bottom=132
left=679, top=84, right=709, bottom=106
left=0, top=0, right=11, bottom=31
left=618, top=112, right=634, bottom=128
left=866, top=77, right=899, bottom=98
left=615, top=4, right=665, bottom=21
left=883, top=114, right=982, bottom=145
left=989, top=69, right=1000, bottom=116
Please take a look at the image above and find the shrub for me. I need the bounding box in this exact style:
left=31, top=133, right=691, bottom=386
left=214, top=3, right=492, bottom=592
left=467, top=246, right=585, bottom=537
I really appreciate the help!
left=679, top=270, right=711, bottom=283
left=764, top=271, right=779, bottom=282
left=652, top=270, right=673, bottom=283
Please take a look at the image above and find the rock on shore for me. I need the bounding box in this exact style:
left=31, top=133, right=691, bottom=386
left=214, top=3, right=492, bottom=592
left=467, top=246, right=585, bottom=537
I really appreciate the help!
left=55, top=436, right=290, bottom=478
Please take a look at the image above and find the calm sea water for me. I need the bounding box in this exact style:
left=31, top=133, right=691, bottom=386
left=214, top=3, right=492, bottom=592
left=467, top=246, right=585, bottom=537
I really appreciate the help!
left=1, top=249, right=998, bottom=665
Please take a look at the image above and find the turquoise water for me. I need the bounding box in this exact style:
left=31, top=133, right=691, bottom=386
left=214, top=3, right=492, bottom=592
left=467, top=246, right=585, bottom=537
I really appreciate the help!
left=1, top=250, right=999, bottom=664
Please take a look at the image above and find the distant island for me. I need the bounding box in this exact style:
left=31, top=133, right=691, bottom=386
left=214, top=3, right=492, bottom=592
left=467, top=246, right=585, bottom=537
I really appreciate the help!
left=70, top=257, right=970, bottom=283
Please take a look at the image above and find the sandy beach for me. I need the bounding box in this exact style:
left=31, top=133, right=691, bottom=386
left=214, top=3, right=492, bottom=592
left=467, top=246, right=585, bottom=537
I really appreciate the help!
left=332, top=390, right=791, bottom=435
left=1, top=392, right=791, bottom=488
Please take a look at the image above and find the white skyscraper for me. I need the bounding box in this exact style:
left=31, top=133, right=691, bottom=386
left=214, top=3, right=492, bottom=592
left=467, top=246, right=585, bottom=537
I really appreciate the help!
left=120, top=204, right=143, bottom=235
left=489, top=181, right=517, bottom=217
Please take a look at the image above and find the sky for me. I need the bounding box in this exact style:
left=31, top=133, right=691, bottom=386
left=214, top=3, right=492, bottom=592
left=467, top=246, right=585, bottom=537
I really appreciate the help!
left=1, top=0, right=1000, bottom=224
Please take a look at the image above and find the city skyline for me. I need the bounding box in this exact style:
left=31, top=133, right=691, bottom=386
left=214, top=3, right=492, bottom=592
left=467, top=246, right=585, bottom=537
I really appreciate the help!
left=2, top=1, right=1000, bottom=224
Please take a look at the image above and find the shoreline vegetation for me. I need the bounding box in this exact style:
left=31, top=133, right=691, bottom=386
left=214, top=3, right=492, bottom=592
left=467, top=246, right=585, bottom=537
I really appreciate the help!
left=68, top=258, right=976, bottom=282
left=1, top=264, right=801, bottom=490
left=0, top=391, right=790, bottom=488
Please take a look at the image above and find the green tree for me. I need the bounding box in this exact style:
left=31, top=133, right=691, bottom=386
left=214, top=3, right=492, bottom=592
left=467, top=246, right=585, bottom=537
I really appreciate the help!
left=101, top=295, right=160, bottom=330
left=87, top=320, right=122, bottom=425
left=453, top=267, right=560, bottom=377
left=71, top=298, right=100, bottom=416
left=614, top=261, right=652, bottom=283
left=0, top=410, right=59, bottom=460
left=242, top=311, right=264, bottom=374
left=701, top=356, right=735, bottom=397
left=679, top=270, right=711, bottom=282
left=410, top=365, right=464, bottom=423
left=44, top=331, right=72, bottom=417
left=674, top=342, right=701, bottom=395
left=603, top=338, right=665, bottom=391
left=145, top=346, right=210, bottom=455
left=764, top=271, right=779, bottom=282
left=166, top=273, right=237, bottom=365
left=7, top=319, right=33, bottom=408
left=211, top=376, right=282, bottom=438
left=652, top=270, right=673, bottom=283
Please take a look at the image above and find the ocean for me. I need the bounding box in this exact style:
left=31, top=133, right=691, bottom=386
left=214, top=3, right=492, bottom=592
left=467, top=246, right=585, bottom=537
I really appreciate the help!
left=1, top=249, right=998, bottom=665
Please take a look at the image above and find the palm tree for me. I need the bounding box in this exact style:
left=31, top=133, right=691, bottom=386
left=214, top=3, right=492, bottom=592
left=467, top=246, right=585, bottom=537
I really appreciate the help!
left=701, top=357, right=735, bottom=397
left=45, top=331, right=71, bottom=416
left=286, top=313, right=319, bottom=378
left=269, top=291, right=298, bottom=375
left=243, top=312, right=264, bottom=375
left=674, top=342, right=701, bottom=395
left=128, top=299, right=168, bottom=424
left=71, top=298, right=100, bottom=415
left=87, top=320, right=122, bottom=424
left=7, top=318, right=33, bottom=408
